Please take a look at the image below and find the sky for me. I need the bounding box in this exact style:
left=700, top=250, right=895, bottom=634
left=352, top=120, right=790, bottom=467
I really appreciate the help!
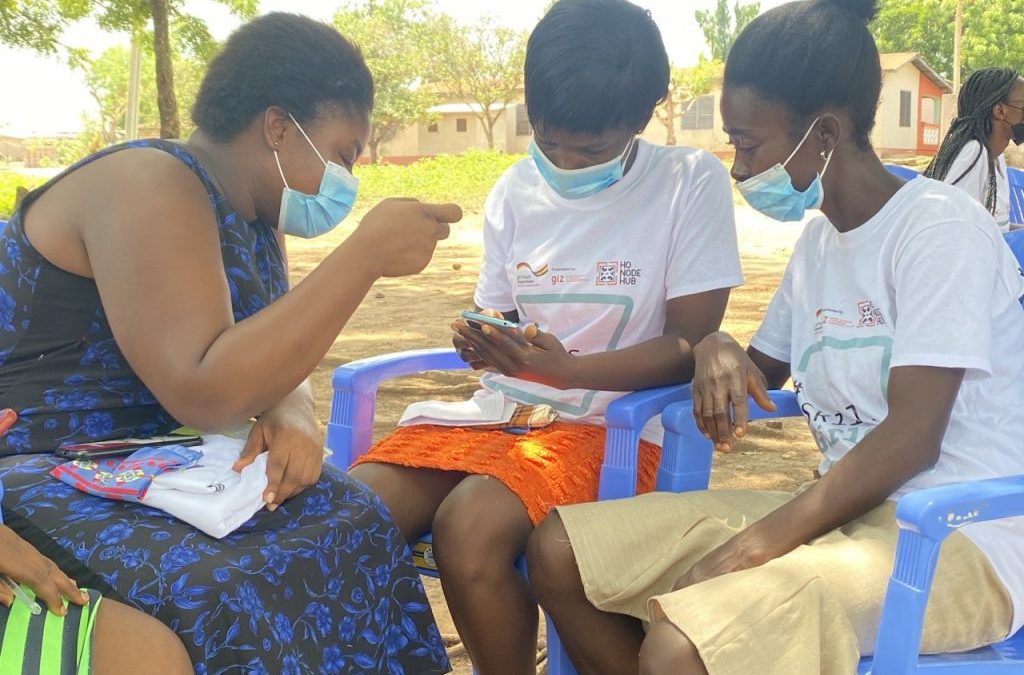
left=0, top=0, right=790, bottom=137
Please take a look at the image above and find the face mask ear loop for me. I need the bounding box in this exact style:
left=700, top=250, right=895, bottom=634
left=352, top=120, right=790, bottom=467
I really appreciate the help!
left=619, top=135, right=637, bottom=166
left=783, top=116, right=822, bottom=168
left=274, top=150, right=289, bottom=189
left=288, top=112, right=328, bottom=167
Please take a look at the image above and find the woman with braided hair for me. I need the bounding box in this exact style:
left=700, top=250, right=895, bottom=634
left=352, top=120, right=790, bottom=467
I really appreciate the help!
left=924, top=67, right=1024, bottom=231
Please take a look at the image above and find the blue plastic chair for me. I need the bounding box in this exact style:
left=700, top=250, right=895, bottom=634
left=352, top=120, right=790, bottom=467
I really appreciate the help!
left=659, top=392, right=1024, bottom=674
left=326, top=350, right=694, bottom=675
left=884, top=164, right=920, bottom=181
left=1009, top=167, right=1024, bottom=226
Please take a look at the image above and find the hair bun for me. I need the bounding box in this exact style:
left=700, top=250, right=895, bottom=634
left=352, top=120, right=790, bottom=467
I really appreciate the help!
left=817, top=0, right=879, bottom=23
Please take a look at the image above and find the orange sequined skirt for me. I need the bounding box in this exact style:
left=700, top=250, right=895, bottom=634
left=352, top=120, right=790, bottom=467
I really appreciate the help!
left=352, top=422, right=662, bottom=525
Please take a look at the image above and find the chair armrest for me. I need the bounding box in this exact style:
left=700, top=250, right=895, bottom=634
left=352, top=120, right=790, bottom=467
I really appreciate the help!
left=326, top=349, right=470, bottom=469
left=597, top=385, right=694, bottom=501
left=656, top=390, right=800, bottom=493
left=870, top=476, right=1024, bottom=674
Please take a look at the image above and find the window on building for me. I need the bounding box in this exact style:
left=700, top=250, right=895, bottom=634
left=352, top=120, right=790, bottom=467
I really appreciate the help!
left=515, top=104, right=531, bottom=136
left=680, top=95, right=715, bottom=130
left=921, top=96, right=939, bottom=125
left=427, top=122, right=439, bottom=133
left=899, top=90, right=912, bottom=127
left=456, top=118, right=468, bottom=133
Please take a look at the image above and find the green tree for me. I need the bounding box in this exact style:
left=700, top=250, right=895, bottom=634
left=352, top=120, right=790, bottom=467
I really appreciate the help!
left=694, top=0, right=760, bottom=62
left=0, top=0, right=255, bottom=138
left=872, top=0, right=1024, bottom=80
left=655, top=58, right=723, bottom=145
left=432, top=15, right=527, bottom=150
left=334, top=0, right=440, bottom=164
left=71, top=43, right=204, bottom=148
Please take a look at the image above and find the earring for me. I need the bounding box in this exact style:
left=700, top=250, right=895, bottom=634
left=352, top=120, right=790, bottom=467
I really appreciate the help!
left=820, top=150, right=828, bottom=160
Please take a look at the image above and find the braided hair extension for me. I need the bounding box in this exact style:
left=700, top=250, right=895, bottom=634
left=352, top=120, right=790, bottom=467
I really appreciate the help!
left=923, top=67, right=1019, bottom=215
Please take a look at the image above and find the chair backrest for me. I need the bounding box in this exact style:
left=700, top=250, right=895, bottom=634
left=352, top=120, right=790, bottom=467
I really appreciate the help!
left=1008, top=167, right=1024, bottom=226
left=884, top=164, right=920, bottom=181
left=1005, top=229, right=1024, bottom=268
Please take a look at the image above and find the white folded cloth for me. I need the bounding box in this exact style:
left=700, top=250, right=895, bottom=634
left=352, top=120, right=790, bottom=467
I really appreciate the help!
left=398, top=389, right=516, bottom=427
left=141, top=434, right=267, bottom=539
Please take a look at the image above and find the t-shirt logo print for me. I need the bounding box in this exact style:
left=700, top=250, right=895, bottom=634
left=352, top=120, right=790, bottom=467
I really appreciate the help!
left=596, top=262, right=619, bottom=286
left=856, top=300, right=886, bottom=328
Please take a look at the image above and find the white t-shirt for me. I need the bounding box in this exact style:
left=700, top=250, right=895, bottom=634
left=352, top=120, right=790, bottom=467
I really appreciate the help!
left=943, top=140, right=1011, bottom=231
left=474, top=140, right=743, bottom=444
left=751, top=176, right=1024, bottom=633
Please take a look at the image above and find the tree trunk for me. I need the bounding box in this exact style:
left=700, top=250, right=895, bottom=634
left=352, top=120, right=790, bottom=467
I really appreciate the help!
left=369, top=140, right=380, bottom=165
left=481, top=113, right=499, bottom=150
left=149, top=0, right=180, bottom=139
left=664, top=95, right=677, bottom=146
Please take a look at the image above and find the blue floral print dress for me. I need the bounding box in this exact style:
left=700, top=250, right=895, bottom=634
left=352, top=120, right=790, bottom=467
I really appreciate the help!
left=0, top=140, right=449, bottom=675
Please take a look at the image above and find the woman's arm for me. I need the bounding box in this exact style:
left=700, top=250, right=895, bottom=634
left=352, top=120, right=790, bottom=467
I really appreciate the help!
left=674, top=364, right=963, bottom=588
left=454, top=288, right=731, bottom=391
left=75, top=151, right=460, bottom=431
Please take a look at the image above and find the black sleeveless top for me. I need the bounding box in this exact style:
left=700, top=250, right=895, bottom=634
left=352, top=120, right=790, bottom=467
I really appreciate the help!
left=0, top=140, right=287, bottom=456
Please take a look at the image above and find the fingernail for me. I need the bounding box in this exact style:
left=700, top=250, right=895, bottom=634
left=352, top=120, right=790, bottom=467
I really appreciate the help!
left=81, top=591, right=89, bottom=602
left=268, top=503, right=278, bottom=512
left=265, top=492, right=275, bottom=504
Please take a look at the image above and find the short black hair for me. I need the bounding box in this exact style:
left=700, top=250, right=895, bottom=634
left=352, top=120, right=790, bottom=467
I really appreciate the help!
left=724, top=0, right=881, bottom=150
left=192, top=13, right=374, bottom=141
left=924, top=67, right=1020, bottom=214
left=525, top=0, right=669, bottom=134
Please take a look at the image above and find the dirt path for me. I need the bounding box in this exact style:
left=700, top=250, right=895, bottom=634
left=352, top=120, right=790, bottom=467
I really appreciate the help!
left=286, top=210, right=820, bottom=674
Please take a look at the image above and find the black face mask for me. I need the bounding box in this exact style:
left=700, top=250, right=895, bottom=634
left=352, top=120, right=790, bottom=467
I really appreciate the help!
left=1013, top=122, right=1024, bottom=146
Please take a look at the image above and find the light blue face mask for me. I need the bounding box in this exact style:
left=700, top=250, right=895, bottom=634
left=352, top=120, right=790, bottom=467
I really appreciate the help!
left=275, top=113, right=359, bottom=238
left=529, top=136, right=636, bottom=200
left=736, top=117, right=833, bottom=222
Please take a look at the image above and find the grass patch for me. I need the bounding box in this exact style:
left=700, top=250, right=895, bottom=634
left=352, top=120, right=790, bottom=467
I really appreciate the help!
left=0, top=171, right=46, bottom=219
left=356, top=150, right=524, bottom=212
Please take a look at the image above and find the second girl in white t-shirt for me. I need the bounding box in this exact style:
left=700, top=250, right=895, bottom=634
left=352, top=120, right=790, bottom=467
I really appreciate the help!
left=348, top=0, right=742, bottom=671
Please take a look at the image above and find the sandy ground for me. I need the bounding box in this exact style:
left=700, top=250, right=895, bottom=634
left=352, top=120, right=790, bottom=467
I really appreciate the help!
left=286, top=205, right=821, bottom=674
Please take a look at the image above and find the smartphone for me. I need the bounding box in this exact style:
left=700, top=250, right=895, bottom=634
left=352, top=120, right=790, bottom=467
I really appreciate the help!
left=56, top=434, right=203, bottom=460
left=461, top=310, right=520, bottom=330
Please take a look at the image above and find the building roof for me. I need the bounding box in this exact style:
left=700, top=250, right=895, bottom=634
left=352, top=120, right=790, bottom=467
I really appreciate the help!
left=427, top=102, right=513, bottom=114
left=879, top=52, right=953, bottom=93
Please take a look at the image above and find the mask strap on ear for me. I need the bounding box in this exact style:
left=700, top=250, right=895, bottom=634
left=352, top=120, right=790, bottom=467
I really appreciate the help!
left=783, top=116, right=823, bottom=168
left=274, top=150, right=289, bottom=190
left=288, top=112, right=328, bottom=167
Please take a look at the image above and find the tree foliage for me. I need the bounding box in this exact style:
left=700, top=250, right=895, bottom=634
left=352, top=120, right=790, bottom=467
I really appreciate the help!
left=694, top=0, right=760, bottom=62
left=871, top=0, right=1024, bottom=80
left=432, top=15, right=527, bottom=150
left=1, top=0, right=254, bottom=138
left=334, top=0, right=440, bottom=163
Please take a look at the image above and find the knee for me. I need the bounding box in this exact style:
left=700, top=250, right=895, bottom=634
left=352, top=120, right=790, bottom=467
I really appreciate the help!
left=431, top=492, right=514, bottom=582
left=639, top=620, right=704, bottom=675
left=526, top=513, right=581, bottom=604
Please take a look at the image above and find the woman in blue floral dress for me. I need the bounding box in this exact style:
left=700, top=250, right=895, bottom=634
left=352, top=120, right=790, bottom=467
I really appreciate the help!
left=0, top=13, right=460, bottom=674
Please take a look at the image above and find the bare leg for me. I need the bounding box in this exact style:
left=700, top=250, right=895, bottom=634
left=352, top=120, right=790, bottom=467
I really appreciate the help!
left=432, top=475, right=537, bottom=675
left=349, top=462, right=466, bottom=541
left=639, top=621, right=709, bottom=675
left=527, top=513, right=646, bottom=675
left=92, top=599, right=192, bottom=675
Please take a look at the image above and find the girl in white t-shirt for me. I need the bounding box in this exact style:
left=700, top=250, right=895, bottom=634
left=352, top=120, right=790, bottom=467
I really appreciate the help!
left=528, top=1, right=1024, bottom=674
left=924, top=67, right=1024, bottom=232
left=348, top=0, right=743, bottom=671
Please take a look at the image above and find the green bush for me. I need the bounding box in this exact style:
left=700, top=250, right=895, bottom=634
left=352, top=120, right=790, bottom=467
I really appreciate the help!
left=0, top=149, right=523, bottom=220
left=0, top=172, right=46, bottom=219
left=356, top=149, right=525, bottom=212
